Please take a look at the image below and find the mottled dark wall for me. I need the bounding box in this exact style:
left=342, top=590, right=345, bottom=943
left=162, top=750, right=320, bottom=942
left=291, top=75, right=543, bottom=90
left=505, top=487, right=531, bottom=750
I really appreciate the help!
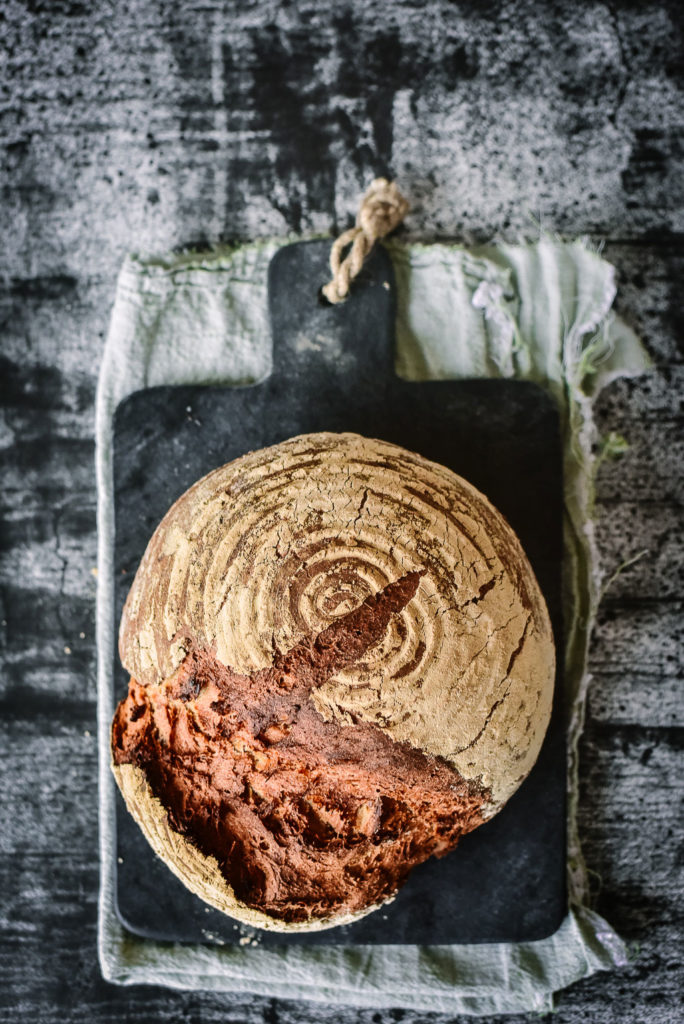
left=0, top=1, right=682, bottom=1022
left=2, top=0, right=684, bottom=261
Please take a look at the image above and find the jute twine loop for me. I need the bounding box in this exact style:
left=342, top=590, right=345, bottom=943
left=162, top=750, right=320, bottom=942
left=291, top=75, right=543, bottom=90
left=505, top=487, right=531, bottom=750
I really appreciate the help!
left=321, top=178, right=409, bottom=304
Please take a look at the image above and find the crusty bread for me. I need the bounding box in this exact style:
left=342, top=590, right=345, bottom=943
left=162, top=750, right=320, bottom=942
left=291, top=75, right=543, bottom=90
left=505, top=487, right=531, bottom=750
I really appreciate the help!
left=111, top=760, right=383, bottom=931
left=112, top=432, right=555, bottom=930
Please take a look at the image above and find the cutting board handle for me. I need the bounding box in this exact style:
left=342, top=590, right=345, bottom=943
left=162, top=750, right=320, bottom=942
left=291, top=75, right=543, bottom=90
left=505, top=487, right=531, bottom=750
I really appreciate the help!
left=267, top=239, right=396, bottom=388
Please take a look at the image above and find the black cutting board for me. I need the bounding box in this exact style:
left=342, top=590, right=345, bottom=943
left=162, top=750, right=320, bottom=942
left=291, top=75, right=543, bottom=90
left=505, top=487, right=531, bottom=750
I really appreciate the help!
left=112, top=240, right=566, bottom=947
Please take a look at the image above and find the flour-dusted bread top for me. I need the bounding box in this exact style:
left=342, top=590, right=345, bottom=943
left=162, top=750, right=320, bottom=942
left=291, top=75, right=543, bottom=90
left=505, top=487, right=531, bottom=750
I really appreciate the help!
left=118, top=431, right=555, bottom=816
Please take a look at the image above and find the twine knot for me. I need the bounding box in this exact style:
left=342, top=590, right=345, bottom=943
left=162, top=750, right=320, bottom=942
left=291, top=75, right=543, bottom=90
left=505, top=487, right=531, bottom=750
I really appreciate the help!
left=322, top=178, right=409, bottom=304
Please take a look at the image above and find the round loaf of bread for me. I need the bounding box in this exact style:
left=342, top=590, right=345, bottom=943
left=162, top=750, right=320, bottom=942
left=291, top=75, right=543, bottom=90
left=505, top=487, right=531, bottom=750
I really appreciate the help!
left=111, top=431, right=555, bottom=931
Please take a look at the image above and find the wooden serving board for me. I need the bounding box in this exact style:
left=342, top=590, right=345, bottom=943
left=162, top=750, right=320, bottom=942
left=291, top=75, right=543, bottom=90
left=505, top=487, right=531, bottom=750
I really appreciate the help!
left=112, top=240, right=566, bottom=947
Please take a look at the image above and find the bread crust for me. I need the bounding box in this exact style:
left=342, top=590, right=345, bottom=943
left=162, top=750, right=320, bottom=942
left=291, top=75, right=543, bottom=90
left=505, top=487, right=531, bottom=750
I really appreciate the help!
left=112, top=762, right=386, bottom=931
left=113, top=431, right=555, bottom=929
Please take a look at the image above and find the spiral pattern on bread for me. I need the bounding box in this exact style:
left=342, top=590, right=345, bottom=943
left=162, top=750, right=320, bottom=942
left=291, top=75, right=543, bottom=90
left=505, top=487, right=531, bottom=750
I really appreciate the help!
left=112, top=432, right=555, bottom=928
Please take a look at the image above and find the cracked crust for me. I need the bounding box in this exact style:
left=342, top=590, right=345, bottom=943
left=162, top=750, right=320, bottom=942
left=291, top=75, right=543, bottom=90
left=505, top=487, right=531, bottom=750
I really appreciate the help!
left=112, top=574, right=491, bottom=925
left=119, top=431, right=555, bottom=812
left=114, top=432, right=555, bottom=928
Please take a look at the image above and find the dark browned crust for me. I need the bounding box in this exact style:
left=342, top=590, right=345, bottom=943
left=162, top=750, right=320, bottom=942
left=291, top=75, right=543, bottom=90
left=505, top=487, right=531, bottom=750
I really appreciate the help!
left=112, top=572, right=489, bottom=923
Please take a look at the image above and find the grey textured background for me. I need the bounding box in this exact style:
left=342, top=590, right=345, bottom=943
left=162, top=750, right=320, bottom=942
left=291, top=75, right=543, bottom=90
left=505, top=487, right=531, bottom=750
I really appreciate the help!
left=0, top=1, right=682, bottom=1022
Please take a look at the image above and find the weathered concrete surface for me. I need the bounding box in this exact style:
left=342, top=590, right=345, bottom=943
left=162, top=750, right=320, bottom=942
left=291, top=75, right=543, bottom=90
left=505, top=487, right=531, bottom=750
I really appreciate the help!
left=1, top=0, right=682, bottom=1021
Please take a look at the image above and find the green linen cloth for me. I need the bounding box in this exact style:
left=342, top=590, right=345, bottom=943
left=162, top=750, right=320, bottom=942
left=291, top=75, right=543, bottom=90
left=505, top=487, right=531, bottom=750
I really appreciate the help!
left=96, top=236, right=650, bottom=1015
